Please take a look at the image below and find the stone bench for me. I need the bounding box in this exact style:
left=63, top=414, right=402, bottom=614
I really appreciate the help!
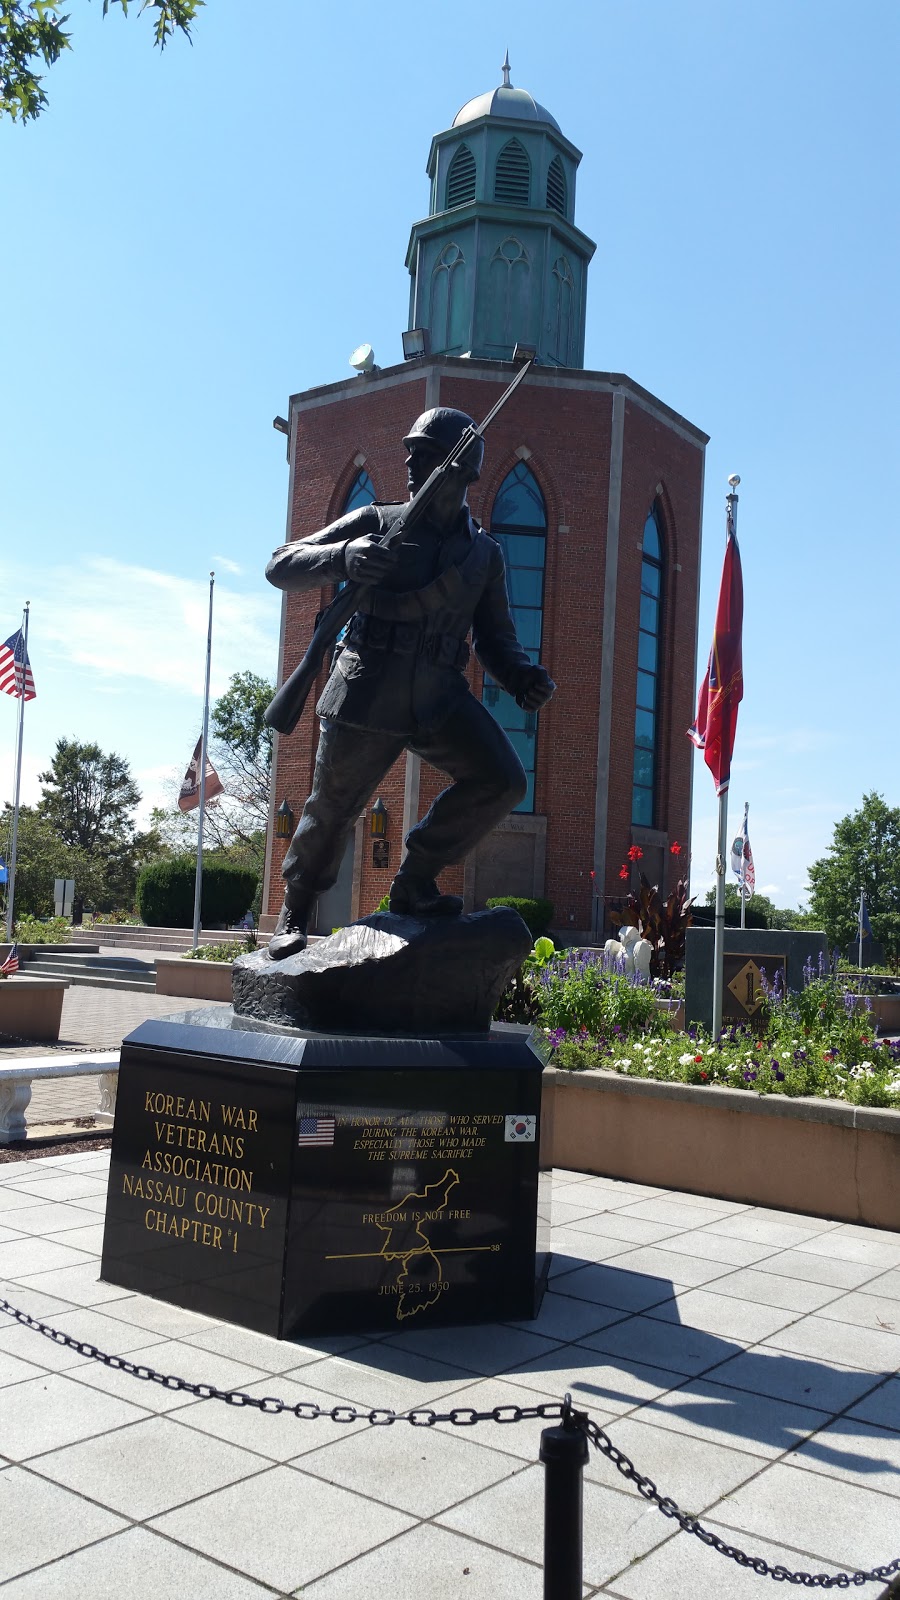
left=0, top=1052, right=119, bottom=1144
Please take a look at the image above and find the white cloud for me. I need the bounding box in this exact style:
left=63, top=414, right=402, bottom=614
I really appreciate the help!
left=212, top=555, right=243, bottom=575
left=18, top=558, right=278, bottom=699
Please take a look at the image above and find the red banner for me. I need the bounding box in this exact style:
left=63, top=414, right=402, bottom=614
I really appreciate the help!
left=688, top=511, right=743, bottom=796
left=178, top=738, right=225, bottom=812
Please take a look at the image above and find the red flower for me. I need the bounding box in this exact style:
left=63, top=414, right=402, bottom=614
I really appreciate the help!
left=670, top=841, right=682, bottom=855
left=627, top=845, right=643, bottom=861
left=618, top=866, right=629, bottom=880
left=700, top=1071, right=708, bottom=1080
left=694, top=1054, right=703, bottom=1064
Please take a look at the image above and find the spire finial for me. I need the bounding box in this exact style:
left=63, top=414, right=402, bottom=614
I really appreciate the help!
left=501, top=49, right=511, bottom=87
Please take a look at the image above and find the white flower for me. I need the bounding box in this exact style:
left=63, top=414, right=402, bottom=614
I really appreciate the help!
left=615, top=1058, right=632, bottom=1069
left=679, top=1053, right=695, bottom=1065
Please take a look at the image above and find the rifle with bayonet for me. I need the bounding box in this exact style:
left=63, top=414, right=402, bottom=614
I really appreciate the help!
left=264, top=354, right=535, bottom=736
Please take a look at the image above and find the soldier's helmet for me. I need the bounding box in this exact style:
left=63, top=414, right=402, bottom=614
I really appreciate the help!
left=402, top=407, right=484, bottom=480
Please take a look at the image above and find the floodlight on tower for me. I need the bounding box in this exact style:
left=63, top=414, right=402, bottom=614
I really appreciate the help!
left=349, top=344, right=375, bottom=374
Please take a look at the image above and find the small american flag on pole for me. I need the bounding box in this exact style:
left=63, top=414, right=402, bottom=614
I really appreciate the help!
left=297, top=1115, right=336, bottom=1148
left=0, top=630, right=35, bottom=701
left=0, top=944, right=20, bottom=976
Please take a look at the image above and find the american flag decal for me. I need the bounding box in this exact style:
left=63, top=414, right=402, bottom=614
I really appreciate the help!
left=297, top=1115, right=335, bottom=1147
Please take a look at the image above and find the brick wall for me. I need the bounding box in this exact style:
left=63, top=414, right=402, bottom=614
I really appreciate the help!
left=265, top=361, right=705, bottom=935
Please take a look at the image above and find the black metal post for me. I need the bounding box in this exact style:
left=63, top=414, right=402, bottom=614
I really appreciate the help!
left=540, top=1393, right=590, bottom=1600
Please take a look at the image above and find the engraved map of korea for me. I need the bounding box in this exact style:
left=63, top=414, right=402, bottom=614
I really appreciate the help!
left=326, top=1168, right=500, bottom=1321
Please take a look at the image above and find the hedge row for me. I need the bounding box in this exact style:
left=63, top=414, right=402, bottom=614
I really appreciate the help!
left=137, top=856, right=258, bottom=928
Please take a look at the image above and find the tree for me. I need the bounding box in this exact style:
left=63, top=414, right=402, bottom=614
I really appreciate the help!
left=38, top=738, right=141, bottom=850
left=807, top=792, right=900, bottom=958
left=146, top=672, right=273, bottom=896
left=1, top=0, right=202, bottom=123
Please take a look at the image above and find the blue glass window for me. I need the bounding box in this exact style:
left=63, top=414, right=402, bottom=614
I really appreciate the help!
left=483, top=463, right=547, bottom=814
left=632, top=507, right=664, bottom=827
left=343, top=469, right=376, bottom=513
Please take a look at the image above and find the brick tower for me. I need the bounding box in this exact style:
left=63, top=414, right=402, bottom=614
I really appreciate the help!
left=261, top=61, right=707, bottom=943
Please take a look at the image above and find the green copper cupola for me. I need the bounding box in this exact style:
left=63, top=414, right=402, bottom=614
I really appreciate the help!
left=406, top=55, right=596, bottom=366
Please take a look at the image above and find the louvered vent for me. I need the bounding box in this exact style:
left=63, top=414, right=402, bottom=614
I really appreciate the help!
left=546, top=156, right=566, bottom=215
left=494, top=139, right=530, bottom=206
left=446, top=145, right=476, bottom=209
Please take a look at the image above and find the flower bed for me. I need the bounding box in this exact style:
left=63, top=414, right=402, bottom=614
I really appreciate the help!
left=538, top=948, right=900, bottom=1108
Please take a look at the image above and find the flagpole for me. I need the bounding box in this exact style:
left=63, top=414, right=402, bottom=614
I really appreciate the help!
left=712, top=484, right=739, bottom=1039
left=4, top=604, right=29, bottom=942
left=191, top=574, right=215, bottom=953
left=858, top=889, right=863, bottom=973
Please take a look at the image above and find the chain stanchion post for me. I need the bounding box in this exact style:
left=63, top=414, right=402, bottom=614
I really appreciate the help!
left=539, top=1392, right=589, bottom=1600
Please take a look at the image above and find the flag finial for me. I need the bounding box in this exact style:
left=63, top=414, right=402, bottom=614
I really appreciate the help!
left=502, top=50, right=512, bottom=87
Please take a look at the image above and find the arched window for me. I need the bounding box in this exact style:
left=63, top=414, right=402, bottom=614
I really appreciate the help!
left=430, top=240, right=467, bottom=351
left=483, top=463, right=547, bottom=813
left=494, top=138, right=530, bottom=206
left=488, top=235, right=531, bottom=348
left=343, top=468, right=376, bottom=514
left=632, top=507, right=664, bottom=827
left=546, top=155, right=566, bottom=215
left=446, top=143, right=476, bottom=209
left=550, top=255, right=574, bottom=364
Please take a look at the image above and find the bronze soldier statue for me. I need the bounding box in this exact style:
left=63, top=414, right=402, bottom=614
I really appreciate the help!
left=265, top=406, right=555, bottom=959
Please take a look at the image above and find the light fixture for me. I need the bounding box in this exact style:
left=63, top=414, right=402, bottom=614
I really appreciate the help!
left=274, top=799, right=294, bottom=839
left=370, top=798, right=388, bottom=837
left=402, top=328, right=430, bottom=361
left=512, top=343, right=537, bottom=364
left=349, top=343, right=376, bottom=374
left=272, top=416, right=289, bottom=435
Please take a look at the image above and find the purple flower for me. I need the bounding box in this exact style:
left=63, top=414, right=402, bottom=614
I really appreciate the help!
left=548, top=1028, right=567, bottom=1048
left=743, top=1070, right=757, bottom=1081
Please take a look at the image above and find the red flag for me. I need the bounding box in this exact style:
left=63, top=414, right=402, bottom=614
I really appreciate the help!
left=688, top=502, right=743, bottom=795
left=178, top=738, right=225, bottom=812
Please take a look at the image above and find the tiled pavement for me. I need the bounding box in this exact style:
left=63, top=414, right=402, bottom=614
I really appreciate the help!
left=1, top=1162, right=900, bottom=1596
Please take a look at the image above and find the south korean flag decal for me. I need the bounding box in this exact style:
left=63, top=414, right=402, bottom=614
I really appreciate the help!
left=505, top=1114, right=536, bottom=1143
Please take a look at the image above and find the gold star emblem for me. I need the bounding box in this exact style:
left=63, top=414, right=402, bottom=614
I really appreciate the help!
left=727, top=959, right=765, bottom=1016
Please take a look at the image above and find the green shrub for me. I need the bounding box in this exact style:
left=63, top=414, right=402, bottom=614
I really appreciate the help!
left=13, top=915, right=70, bottom=945
left=182, top=938, right=255, bottom=962
left=137, top=856, right=258, bottom=928
left=485, top=896, right=554, bottom=938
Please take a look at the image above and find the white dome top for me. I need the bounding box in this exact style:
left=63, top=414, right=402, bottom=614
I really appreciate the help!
left=453, top=56, right=561, bottom=133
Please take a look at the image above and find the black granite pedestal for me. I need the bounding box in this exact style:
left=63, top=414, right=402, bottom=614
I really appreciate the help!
left=100, top=1009, right=549, bottom=1339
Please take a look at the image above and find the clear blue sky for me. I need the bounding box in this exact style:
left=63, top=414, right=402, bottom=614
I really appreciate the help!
left=1, top=0, right=897, bottom=906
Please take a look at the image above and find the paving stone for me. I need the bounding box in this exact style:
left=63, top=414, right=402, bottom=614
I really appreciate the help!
left=438, top=1463, right=671, bottom=1588
left=752, top=1248, right=884, bottom=1290
left=614, top=1196, right=737, bottom=1229
left=506, top=1287, right=627, bottom=1342
left=708, top=1346, right=881, bottom=1413
left=794, top=1232, right=900, bottom=1271
left=12, top=1260, right=136, bottom=1308
left=695, top=1265, right=847, bottom=1314
left=0, top=1370, right=150, bottom=1461
left=296, top=1419, right=523, bottom=1516
left=548, top=1228, right=636, bottom=1267
left=761, top=1311, right=900, bottom=1372
left=565, top=1210, right=684, bottom=1246
left=300, top=1520, right=545, bottom=1600
left=589, top=1413, right=767, bottom=1507
left=0, top=1526, right=274, bottom=1599
left=0, top=1348, right=48, bottom=1389
left=151, top=1464, right=414, bottom=1592
left=0, top=1201, right=104, bottom=1237
left=0, top=1236, right=95, bottom=1278
left=0, top=1464, right=125, bottom=1583
left=847, top=1376, right=900, bottom=1431
left=43, top=1221, right=105, bottom=1254
left=585, top=1243, right=738, bottom=1289
left=168, top=1371, right=372, bottom=1459
left=381, top=1321, right=562, bottom=1377
left=606, top=1520, right=852, bottom=1598
left=0, top=1307, right=166, bottom=1372
left=181, top=1319, right=340, bottom=1375
left=654, top=1230, right=780, bottom=1268
left=283, top=1344, right=477, bottom=1410
left=507, top=1348, right=680, bottom=1415
left=702, top=1214, right=829, bottom=1249
left=580, top=1314, right=741, bottom=1379
left=646, top=1286, right=800, bottom=1343
left=630, top=1374, right=830, bottom=1459
left=537, top=1260, right=681, bottom=1314
left=786, top=1415, right=900, bottom=1497
left=712, top=1459, right=900, bottom=1572
left=429, top=1375, right=592, bottom=1462
left=32, top=1412, right=271, bottom=1519
left=815, top=1290, right=900, bottom=1333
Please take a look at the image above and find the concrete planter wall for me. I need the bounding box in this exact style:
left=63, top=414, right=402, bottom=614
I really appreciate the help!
left=0, top=977, right=68, bottom=1041
left=155, top=957, right=233, bottom=1002
left=541, top=1064, right=900, bottom=1230
left=851, top=994, right=900, bottom=1034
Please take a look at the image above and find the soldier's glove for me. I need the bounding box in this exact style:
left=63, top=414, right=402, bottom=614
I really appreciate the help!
left=344, top=535, right=399, bottom=583
left=515, top=664, right=556, bottom=712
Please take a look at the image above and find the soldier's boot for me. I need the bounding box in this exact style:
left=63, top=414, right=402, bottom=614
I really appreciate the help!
left=267, top=884, right=316, bottom=960
left=388, top=870, right=464, bottom=918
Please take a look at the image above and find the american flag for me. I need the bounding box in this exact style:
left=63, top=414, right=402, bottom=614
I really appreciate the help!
left=0, top=629, right=36, bottom=701
left=0, top=944, right=19, bottom=976
left=297, top=1115, right=335, bottom=1148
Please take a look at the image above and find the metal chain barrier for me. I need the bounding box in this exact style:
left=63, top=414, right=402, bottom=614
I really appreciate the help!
left=3, top=1294, right=900, bottom=1590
